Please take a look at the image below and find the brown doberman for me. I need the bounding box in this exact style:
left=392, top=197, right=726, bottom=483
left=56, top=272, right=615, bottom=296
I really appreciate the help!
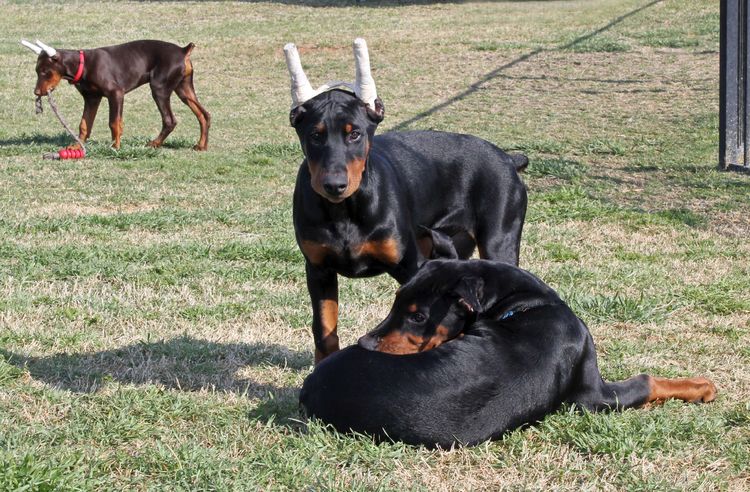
left=21, top=39, right=210, bottom=150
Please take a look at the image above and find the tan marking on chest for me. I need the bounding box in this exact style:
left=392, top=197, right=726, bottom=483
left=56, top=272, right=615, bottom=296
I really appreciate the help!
left=355, top=238, right=401, bottom=265
left=300, top=240, right=335, bottom=265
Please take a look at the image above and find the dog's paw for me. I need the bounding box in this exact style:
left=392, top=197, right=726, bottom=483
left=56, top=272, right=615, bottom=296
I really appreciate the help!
left=691, top=377, right=717, bottom=403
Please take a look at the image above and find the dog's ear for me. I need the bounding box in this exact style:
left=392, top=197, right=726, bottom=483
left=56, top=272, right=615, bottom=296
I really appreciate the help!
left=418, top=226, right=458, bottom=259
left=290, top=106, right=306, bottom=127
left=452, top=276, right=484, bottom=314
left=366, top=97, right=385, bottom=123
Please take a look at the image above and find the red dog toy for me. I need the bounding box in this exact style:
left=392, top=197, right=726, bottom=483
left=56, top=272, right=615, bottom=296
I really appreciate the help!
left=44, top=148, right=86, bottom=160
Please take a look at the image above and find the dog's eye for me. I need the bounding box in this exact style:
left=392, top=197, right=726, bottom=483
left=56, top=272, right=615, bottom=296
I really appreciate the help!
left=409, top=312, right=427, bottom=323
left=309, top=131, right=324, bottom=144
left=348, top=130, right=361, bottom=142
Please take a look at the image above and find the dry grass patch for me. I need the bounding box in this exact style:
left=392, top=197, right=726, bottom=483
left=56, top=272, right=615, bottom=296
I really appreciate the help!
left=1, top=0, right=748, bottom=490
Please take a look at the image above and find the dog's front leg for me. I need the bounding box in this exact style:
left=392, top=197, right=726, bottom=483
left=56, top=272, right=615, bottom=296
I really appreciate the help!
left=305, top=262, right=340, bottom=363
left=69, top=94, right=101, bottom=150
left=107, top=90, right=124, bottom=149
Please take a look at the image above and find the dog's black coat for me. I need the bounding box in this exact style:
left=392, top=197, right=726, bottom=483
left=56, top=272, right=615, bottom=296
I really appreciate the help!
left=300, top=260, right=715, bottom=448
left=291, top=90, right=527, bottom=360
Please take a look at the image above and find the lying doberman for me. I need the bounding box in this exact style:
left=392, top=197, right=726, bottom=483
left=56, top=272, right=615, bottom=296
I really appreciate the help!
left=284, top=40, right=528, bottom=362
left=21, top=39, right=210, bottom=150
left=300, top=259, right=717, bottom=448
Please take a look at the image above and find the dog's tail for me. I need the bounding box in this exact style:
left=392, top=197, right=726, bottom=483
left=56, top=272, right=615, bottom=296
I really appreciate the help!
left=183, top=42, right=196, bottom=57
left=509, top=153, right=529, bottom=173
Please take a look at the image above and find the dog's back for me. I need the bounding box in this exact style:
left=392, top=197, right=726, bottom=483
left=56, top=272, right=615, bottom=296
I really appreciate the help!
left=300, top=304, right=586, bottom=448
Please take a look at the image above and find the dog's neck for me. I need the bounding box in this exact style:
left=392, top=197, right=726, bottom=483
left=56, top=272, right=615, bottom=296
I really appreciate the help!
left=56, top=50, right=84, bottom=83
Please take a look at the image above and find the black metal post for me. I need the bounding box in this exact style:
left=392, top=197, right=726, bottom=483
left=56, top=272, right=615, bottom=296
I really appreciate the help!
left=720, top=0, right=750, bottom=172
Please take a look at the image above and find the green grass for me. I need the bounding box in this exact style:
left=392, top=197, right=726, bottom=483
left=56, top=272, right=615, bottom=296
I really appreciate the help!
left=1, top=0, right=749, bottom=489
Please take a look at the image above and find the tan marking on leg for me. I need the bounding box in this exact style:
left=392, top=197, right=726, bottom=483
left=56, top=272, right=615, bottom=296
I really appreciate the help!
left=300, top=240, right=334, bottom=266
left=78, top=118, right=88, bottom=142
left=315, top=298, right=340, bottom=363
left=320, top=299, right=338, bottom=339
left=185, top=98, right=208, bottom=150
left=176, top=77, right=210, bottom=150
left=356, top=238, right=401, bottom=265
left=110, top=118, right=123, bottom=149
left=647, top=376, right=717, bottom=404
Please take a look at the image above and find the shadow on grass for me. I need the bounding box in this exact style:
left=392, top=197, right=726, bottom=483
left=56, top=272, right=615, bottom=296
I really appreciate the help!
left=0, top=132, right=196, bottom=158
left=0, top=335, right=310, bottom=400
left=392, top=0, right=664, bottom=130
left=0, top=132, right=71, bottom=148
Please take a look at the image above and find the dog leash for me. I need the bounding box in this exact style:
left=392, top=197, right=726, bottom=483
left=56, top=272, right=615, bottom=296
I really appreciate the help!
left=36, top=91, right=86, bottom=160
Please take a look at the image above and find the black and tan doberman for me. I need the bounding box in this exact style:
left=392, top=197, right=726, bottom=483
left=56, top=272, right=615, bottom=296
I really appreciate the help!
left=301, top=259, right=717, bottom=448
left=284, top=40, right=528, bottom=362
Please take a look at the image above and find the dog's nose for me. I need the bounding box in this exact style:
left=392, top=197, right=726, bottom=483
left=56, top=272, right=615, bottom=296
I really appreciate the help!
left=358, top=334, right=380, bottom=351
left=323, top=179, right=347, bottom=197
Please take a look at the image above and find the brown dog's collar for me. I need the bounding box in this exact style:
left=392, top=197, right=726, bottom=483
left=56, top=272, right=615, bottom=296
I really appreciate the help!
left=69, top=51, right=84, bottom=84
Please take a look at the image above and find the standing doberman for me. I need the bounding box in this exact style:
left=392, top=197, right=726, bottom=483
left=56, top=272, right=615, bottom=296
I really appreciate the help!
left=21, top=39, right=210, bottom=150
left=301, top=260, right=717, bottom=448
left=284, top=40, right=528, bottom=362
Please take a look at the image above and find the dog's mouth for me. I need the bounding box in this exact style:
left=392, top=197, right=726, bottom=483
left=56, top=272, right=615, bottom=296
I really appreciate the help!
left=314, top=182, right=358, bottom=203
left=358, top=333, right=380, bottom=351
left=321, top=192, right=348, bottom=204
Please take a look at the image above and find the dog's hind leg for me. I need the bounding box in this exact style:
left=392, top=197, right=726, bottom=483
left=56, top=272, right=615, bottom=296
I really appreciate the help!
left=568, top=334, right=716, bottom=411
left=147, top=85, right=177, bottom=148
left=175, top=74, right=210, bottom=151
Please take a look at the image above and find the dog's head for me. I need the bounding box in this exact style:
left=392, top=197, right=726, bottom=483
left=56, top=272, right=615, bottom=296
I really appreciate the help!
left=291, top=89, right=384, bottom=203
left=358, top=262, right=484, bottom=354
left=284, top=39, right=385, bottom=203
left=21, top=39, right=64, bottom=96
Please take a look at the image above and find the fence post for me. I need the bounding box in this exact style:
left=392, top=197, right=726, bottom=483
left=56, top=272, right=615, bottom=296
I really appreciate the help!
left=720, top=0, right=750, bottom=172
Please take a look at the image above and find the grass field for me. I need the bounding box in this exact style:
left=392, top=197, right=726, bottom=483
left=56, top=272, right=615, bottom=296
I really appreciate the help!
left=1, top=0, right=749, bottom=489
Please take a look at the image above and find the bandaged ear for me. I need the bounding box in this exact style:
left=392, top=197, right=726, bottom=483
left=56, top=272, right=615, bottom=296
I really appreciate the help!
left=452, top=276, right=484, bottom=314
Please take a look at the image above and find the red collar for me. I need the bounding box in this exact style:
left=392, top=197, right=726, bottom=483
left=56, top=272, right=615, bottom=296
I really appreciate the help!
left=69, top=51, right=84, bottom=84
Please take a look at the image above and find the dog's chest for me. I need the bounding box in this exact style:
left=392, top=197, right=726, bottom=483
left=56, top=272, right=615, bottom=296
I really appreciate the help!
left=299, top=221, right=402, bottom=276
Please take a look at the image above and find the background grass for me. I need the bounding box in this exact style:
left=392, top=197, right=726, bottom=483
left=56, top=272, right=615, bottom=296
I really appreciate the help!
left=1, top=0, right=748, bottom=489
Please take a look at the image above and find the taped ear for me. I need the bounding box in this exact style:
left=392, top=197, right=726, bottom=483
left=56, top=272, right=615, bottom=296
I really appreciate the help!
left=289, top=106, right=306, bottom=127
left=452, top=276, right=484, bottom=314
left=366, top=97, right=385, bottom=123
